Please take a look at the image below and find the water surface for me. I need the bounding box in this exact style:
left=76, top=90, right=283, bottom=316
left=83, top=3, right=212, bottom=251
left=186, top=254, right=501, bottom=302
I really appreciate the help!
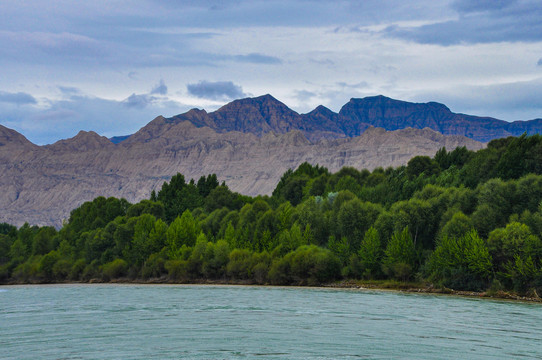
left=1, top=284, right=540, bottom=359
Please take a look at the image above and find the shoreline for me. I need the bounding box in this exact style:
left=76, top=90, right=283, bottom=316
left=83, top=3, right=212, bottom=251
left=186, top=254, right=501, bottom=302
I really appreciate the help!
left=2, top=278, right=541, bottom=303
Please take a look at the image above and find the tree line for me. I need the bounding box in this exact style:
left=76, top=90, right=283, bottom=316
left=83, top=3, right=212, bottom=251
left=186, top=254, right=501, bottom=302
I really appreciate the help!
left=1, top=134, right=542, bottom=295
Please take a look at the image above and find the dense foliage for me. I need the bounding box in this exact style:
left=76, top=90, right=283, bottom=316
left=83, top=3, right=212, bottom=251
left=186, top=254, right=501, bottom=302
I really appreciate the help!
left=2, top=134, right=542, bottom=295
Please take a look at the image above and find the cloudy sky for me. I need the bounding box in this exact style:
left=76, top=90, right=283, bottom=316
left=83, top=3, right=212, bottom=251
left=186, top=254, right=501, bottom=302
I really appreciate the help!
left=1, top=0, right=542, bottom=144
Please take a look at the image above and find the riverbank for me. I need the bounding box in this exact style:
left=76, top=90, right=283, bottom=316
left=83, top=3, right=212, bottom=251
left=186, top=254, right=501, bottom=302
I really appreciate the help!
left=3, top=277, right=541, bottom=303
left=326, top=279, right=542, bottom=303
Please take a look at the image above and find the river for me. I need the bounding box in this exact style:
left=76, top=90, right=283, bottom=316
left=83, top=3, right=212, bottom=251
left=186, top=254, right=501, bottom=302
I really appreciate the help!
left=1, top=284, right=540, bottom=359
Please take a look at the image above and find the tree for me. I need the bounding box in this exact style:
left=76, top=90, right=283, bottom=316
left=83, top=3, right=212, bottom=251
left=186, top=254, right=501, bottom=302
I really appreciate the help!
left=203, top=240, right=229, bottom=279
left=487, top=222, right=542, bottom=279
left=131, top=214, right=158, bottom=266
left=382, top=227, right=416, bottom=280
left=328, top=236, right=350, bottom=266
left=427, top=229, right=492, bottom=290
left=407, top=156, right=439, bottom=178
left=32, top=227, right=57, bottom=256
left=358, top=227, right=383, bottom=279
left=166, top=210, right=199, bottom=259
left=196, top=174, right=219, bottom=198
left=439, top=211, right=473, bottom=241
left=386, top=199, right=435, bottom=249
left=337, top=198, right=382, bottom=252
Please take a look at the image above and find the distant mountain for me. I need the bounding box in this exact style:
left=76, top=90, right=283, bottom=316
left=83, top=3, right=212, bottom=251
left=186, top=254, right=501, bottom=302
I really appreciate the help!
left=0, top=122, right=483, bottom=227
left=336, top=95, right=542, bottom=142
left=112, top=95, right=541, bottom=143
left=109, top=135, right=131, bottom=144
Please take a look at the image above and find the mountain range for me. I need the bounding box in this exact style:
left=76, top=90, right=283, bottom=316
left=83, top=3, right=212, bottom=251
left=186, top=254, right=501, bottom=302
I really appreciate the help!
left=3, top=93, right=540, bottom=227
left=141, top=94, right=542, bottom=143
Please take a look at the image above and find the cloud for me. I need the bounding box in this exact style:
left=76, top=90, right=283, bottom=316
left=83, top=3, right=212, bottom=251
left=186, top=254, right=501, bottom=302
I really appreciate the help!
left=233, top=53, right=282, bottom=64
left=452, top=0, right=516, bottom=13
left=1, top=93, right=189, bottom=145
left=123, top=93, right=157, bottom=109
left=58, top=86, right=82, bottom=97
left=410, top=77, right=542, bottom=121
left=384, top=0, right=542, bottom=45
left=0, top=31, right=109, bottom=65
left=150, top=79, right=168, bottom=95
left=187, top=81, right=247, bottom=100
left=293, top=90, right=317, bottom=102
left=0, top=91, right=37, bottom=105
left=123, top=80, right=169, bottom=108
left=538, top=58, right=542, bottom=66
left=336, top=81, right=370, bottom=89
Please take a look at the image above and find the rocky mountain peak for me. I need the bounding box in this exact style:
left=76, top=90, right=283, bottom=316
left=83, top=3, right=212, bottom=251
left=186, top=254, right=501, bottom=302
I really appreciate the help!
left=0, top=124, right=37, bottom=149
left=46, top=130, right=113, bottom=151
left=306, top=105, right=337, bottom=118
left=216, top=94, right=295, bottom=116
left=341, top=95, right=450, bottom=115
left=207, top=94, right=302, bottom=135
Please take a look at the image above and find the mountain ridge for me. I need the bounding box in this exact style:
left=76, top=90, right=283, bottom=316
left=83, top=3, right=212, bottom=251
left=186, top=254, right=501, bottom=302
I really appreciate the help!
left=112, top=94, right=541, bottom=143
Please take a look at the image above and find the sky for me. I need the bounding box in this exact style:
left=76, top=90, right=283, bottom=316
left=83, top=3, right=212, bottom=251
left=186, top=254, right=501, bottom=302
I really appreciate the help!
left=1, top=0, right=542, bottom=144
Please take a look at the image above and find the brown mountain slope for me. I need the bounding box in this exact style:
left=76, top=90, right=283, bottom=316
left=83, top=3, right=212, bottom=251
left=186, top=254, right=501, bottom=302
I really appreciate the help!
left=0, top=122, right=484, bottom=227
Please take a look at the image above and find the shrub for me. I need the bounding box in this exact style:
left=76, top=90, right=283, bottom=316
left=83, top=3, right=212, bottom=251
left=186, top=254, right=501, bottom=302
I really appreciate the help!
left=102, top=259, right=128, bottom=280
left=165, top=259, right=189, bottom=281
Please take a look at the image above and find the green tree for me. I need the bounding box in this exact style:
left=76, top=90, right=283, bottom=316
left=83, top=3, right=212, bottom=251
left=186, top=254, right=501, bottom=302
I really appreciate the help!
left=166, top=210, right=199, bottom=259
left=382, top=227, right=416, bottom=280
left=358, top=227, right=383, bottom=279
left=427, top=230, right=492, bottom=290
left=487, top=222, right=542, bottom=278
left=439, top=211, right=473, bottom=241
left=337, top=198, right=382, bottom=252
left=407, top=156, right=439, bottom=178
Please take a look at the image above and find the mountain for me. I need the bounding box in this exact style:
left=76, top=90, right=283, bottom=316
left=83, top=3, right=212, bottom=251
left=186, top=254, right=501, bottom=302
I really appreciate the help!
left=335, top=95, right=542, bottom=142
left=0, top=121, right=483, bottom=227
left=122, top=95, right=541, bottom=143
left=0, top=124, right=38, bottom=151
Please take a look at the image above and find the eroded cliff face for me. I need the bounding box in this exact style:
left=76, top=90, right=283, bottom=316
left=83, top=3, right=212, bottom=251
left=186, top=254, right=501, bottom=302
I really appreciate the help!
left=0, top=121, right=484, bottom=227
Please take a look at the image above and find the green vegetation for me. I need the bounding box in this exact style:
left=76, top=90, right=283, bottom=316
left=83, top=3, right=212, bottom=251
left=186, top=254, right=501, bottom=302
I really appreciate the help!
left=2, top=134, right=542, bottom=296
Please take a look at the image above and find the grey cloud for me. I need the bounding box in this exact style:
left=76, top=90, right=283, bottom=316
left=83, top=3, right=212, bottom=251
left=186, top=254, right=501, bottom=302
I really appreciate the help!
left=0, top=0, right=446, bottom=31
left=337, top=81, right=369, bottom=89
left=32, top=109, right=78, bottom=121
left=410, top=77, right=542, bottom=121
left=58, top=86, right=81, bottom=96
left=384, top=0, right=542, bottom=45
left=233, top=53, right=282, bottom=64
left=0, top=31, right=108, bottom=60
left=310, top=58, right=335, bottom=66
left=294, top=90, right=317, bottom=102
left=187, top=81, right=246, bottom=100
left=151, top=79, right=168, bottom=95
left=0, top=91, right=37, bottom=105
left=538, top=58, right=542, bottom=66
left=452, top=0, right=516, bottom=13
left=123, top=93, right=157, bottom=109
left=2, top=93, right=189, bottom=145
left=124, top=80, right=168, bottom=108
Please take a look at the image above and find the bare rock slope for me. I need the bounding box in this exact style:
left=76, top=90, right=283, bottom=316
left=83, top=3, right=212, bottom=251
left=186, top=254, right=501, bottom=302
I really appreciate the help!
left=0, top=122, right=484, bottom=227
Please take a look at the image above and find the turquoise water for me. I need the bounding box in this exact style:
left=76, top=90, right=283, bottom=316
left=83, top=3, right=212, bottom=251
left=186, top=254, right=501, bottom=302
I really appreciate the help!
left=0, top=284, right=540, bottom=359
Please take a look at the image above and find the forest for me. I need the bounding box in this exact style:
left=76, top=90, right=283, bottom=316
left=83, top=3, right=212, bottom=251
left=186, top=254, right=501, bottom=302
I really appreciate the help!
left=2, top=133, right=542, bottom=296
